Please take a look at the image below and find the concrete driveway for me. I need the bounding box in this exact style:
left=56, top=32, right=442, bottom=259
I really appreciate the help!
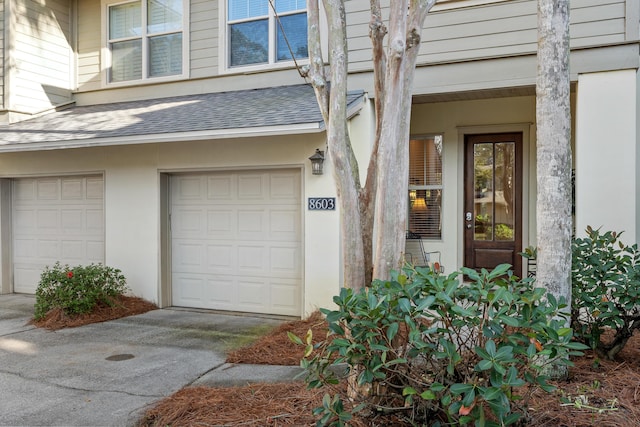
left=0, top=294, right=302, bottom=427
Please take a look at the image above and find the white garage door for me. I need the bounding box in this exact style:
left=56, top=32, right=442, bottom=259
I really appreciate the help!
left=171, top=170, right=302, bottom=316
left=12, top=176, right=105, bottom=294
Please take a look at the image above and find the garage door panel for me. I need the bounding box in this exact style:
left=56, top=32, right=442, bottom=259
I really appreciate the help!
left=207, top=210, right=234, bottom=236
left=207, top=176, right=234, bottom=200
left=206, top=277, right=234, bottom=306
left=14, top=238, right=35, bottom=257
left=206, top=244, right=234, bottom=271
left=13, top=266, right=41, bottom=294
left=270, top=173, right=300, bottom=201
left=270, top=210, right=299, bottom=240
left=86, top=210, right=104, bottom=233
left=270, top=245, right=300, bottom=275
left=173, top=208, right=204, bottom=233
left=37, top=179, right=59, bottom=200
left=14, top=180, right=36, bottom=200
left=237, top=245, right=266, bottom=271
left=12, top=176, right=105, bottom=294
left=271, top=280, right=301, bottom=313
left=86, top=241, right=105, bottom=261
left=61, top=179, right=83, bottom=199
left=61, top=209, right=83, bottom=232
left=37, top=209, right=59, bottom=230
left=236, top=279, right=267, bottom=307
left=173, top=241, right=206, bottom=271
left=171, top=170, right=302, bottom=316
left=175, top=275, right=206, bottom=305
left=61, top=240, right=84, bottom=259
left=177, top=176, right=204, bottom=200
left=13, top=209, right=35, bottom=230
left=237, top=210, right=266, bottom=235
left=238, top=175, right=265, bottom=200
left=86, top=178, right=104, bottom=199
left=39, top=239, right=61, bottom=258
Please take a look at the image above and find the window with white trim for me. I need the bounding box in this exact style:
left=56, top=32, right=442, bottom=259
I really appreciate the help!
left=227, top=0, right=308, bottom=68
left=408, top=135, right=444, bottom=239
left=107, top=0, right=186, bottom=83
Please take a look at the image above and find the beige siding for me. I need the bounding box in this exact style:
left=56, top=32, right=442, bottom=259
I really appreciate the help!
left=191, top=0, right=219, bottom=78
left=10, top=0, right=73, bottom=112
left=347, top=0, right=628, bottom=72
left=76, top=0, right=101, bottom=91
left=0, top=0, right=5, bottom=109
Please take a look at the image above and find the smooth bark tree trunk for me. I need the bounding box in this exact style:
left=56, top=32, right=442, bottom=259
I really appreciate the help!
left=536, top=0, right=572, bottom=377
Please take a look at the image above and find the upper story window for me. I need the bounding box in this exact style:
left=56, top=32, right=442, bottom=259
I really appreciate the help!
left=226, top=0, right=308, bottom=69
left=107, top=0, right=187, bottom=83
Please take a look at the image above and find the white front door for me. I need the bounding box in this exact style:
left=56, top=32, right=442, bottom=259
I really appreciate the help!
left=12, top=176, right=105, bottom=293
left=170, top=170, right=302, bottom=316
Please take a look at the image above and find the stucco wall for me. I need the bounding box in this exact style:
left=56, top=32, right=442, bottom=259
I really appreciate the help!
left=0, top=132, right=344, bottom=316
left=575, top=69, right=639, bottom=244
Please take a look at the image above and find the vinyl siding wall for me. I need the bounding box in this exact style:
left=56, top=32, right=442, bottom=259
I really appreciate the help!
left=190, top=0, right=218, bottom=78
left=347, top=0, right=629, bottom=73
left=9, top=0, right=73, bottom=113
left=75, top=0, right=634, bottom=97
left=0, top=1, right=5, bottom=109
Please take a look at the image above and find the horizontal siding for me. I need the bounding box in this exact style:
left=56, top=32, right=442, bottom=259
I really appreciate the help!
left=190, top=0, right=219, bottom=78
left=10, top=0, right=73, bottom=113
left=0, top=0, right=4, bottom=109
left=76, top=0, right=102, bottom=91
left=347, top=0, right=628, bottom=72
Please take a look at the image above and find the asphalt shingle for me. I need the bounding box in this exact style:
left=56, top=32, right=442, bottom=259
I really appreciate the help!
left=0, top=84, right=365, bottom=148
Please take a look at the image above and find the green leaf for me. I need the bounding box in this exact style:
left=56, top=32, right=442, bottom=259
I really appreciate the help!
left=386, top=322, right=399, bottom=342
left=476, top=359, right=493, bottom=371
left=481, top=386, right=503, bottom=401
left=398, top=297, right=412, bottom=313
left=420, top=390, right=437, bottom=400
left=416, top=295, right=436, bottom=311
left=403, top=387, right=417, bottom=396
left=485, top=340, right=497, bottom=357
left=450, top=383, right=474, bottom=395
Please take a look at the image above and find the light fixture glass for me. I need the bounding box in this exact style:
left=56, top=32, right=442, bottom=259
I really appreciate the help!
left=309, top=149, right=325, bottom=175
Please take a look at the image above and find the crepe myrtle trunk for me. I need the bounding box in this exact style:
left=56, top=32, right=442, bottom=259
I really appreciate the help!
left=536, top=0, right=572, bottom=377
left=304, top=0, right=435, bottom=290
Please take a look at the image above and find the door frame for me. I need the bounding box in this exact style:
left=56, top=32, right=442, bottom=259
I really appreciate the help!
left=457, top=124, right=532, bottom=278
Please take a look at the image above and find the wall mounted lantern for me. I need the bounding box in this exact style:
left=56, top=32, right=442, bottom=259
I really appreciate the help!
left=309, top=149, right=325, bottom=175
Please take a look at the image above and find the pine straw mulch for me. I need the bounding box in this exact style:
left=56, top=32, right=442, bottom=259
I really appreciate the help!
left=226, top=310, right=329, bottom=365
left=140, top=312, right=640, bottom=427
left=29, top=295, right=158, bottom=330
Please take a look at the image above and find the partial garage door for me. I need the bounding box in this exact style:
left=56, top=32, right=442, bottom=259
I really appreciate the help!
left=12, top=176, right=105, bottom=293
left=171, top=170, right=302, bottom=316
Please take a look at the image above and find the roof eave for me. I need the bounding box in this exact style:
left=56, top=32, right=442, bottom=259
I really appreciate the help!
left=0, top=122, right=326, bottom=153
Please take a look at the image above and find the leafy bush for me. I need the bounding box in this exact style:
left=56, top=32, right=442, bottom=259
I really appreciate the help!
left=34, top=262, right=128, bottom=320
left=293, top=264, right=586, bottom=426
left=571, top=226, right=640, bottom=359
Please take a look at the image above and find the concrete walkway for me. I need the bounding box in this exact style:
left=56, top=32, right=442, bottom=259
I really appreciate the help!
left=0, top=294, right=304, bottom=427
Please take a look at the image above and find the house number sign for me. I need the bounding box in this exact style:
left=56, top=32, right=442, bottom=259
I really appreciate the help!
left=308, top=198, right=336, bottom=210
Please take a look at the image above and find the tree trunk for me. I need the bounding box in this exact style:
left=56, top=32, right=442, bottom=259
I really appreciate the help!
left=536, top=0, right=572, bottom=378
left=372, top=0, right=435, bottom=280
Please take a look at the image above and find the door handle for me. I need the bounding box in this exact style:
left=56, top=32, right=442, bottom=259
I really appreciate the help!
left=465, top=212, right=472, bottom=221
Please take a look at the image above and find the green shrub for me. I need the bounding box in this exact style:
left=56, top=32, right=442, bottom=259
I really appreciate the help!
left=34, top=262, right=128, bottom=320
left=571, top=226, right=640, bottom=360
left=293, top=264, right=586, bottom=426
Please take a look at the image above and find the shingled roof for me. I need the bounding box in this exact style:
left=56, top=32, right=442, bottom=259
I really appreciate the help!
left=0, top=84, right=365, bottom=152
